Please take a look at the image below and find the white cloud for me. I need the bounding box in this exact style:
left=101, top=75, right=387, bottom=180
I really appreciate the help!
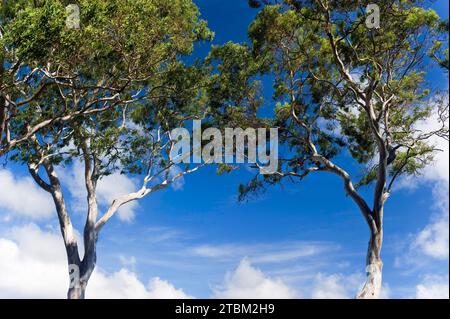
left=402, top=105, right=449, bottom=261
left=311, top=273, right=360, bottom=299
left=147, top=277, right=193, bottom=299
left=96, top=173, right=139, bottom=222
left=418, top=100, right=449, bottom=184
left=415, top=275, right=449, bottom=299
left=390, top=99, right=449, bottom=299
left=0, top=223, right=397, bottom=299
left=0, top=169, right=54, bottom=220
left=311, top=273, right=392, bottom=299
left=0, top=224, right=69, bottom=298
left=213, top=260, right=392, bottom=299
left=411, top=132, right=449, bottom=261
left=213, top=259, right=298, bottom=299
left=412, top=187, right=449, bottom=260
left=191, top=242, right=331, bottom=264
left=87, top=270, right=192, bottom=299
left=0, top=160, right=141, bottom=223
left=59, top=161, right=139, bottom=222
left=0, top=223, right=191, bottom=299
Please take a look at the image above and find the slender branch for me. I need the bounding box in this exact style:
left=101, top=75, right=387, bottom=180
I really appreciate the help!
left=313, top=154, right=377, bottom=232
left=95, top=162, right=208, bottom=232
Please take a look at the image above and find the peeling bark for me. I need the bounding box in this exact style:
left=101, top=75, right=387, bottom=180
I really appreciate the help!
left=67, top=262, right=95, bottom=299
left=68, top=286, right=86, bottom=300
left=357, top=231, right=383, bottom=299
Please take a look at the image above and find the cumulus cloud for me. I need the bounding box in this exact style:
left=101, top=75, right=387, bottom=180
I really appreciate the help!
left=412, top=112, right=449, bottom=260
left=418, top=110, right=449, bottom=185
left=213, top=259, right=298, bottom=299
left=213, top=260, right=393, bottom=299
left=87, top=270, right=192, bottom=299
left=0, top=224, right=70, bottom=298
left=415, top=275, right=449, bottom=299
left=399, top=104, right=449, bottom=262
left=311, top=273, right=362, bottom=299
left=146, top=277, right=193, bottom=299
left=311, top=273, right=394, bottom=299
left=0, top=170, right=54, bottom=220
left=412, top=184, right=449, bottom=260
left=0, top=223, right=396, bottom=299
left=59, top=161, right=139, bottom=222
left=0, top=161, right=141, bottom=223
left=0, top=223, right=191, bottom=299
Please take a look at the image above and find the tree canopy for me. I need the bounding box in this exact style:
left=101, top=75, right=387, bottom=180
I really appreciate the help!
left=0, top=0, right=213, bottom=157
left=237, top=1, right=448, bottom=195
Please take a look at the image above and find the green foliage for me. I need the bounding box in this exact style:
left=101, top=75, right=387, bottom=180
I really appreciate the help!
left=206, top=42, right=265, bottom=128
left=1, top=0, right=213, bottom=179
left=429, top=19, right=449, bottom=71
left=220, top=0, right=448, bottom=200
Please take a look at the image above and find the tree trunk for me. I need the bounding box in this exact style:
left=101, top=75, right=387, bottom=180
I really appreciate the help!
left=67, top=255, right=97, bottom=299
left=68, top=285, right=86, bottom=299
left=357, top=230, right=383, bottom=299
left=66, top=261, right=95, bottom=299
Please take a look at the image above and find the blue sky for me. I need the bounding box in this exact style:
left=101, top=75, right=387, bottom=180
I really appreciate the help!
left=0, top=0, right=448, bottom=299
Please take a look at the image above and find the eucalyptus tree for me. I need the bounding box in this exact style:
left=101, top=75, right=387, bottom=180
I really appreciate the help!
left=0, top=0, right=211, bottom=156
left=0, top=0, right=123, bottom=156
left=2, top=0, right=213, bottom=299
left=217, top=0, right=448, bottom=298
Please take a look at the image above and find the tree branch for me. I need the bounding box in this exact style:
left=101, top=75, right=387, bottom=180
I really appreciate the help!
left=95, top=162, right=208, bottom=233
